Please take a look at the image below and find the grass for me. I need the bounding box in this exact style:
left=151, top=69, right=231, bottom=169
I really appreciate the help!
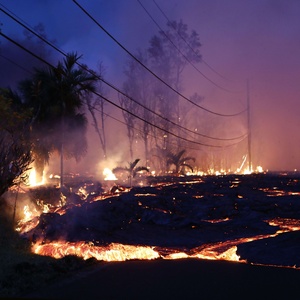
left=0, top=199, right=98, bottom=298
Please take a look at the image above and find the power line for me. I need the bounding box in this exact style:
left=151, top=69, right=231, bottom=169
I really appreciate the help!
left=89, top=103, right=247, bottom=152
left=0, top=53, right=32, bottom=74
left=0, top=6, right=247, bottom=142
left=91, top=89, right=243, bottom=148
left=138, top=0, right=237, bottom=93
left=102, top=79, right=248, bottom=142
left=0, top=5, right=67, bottom=62
left=0, top=32, right=53, bottom=69
left=152, top=0, right=234, bottom=83
left=73, top=0, right=247, bottom=117
left=0, top=30, right=241, bottom=148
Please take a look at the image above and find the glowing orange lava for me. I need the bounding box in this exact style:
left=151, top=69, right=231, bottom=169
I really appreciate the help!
left=32, top=242, right=160, bottom=261
left=14, top=171, right=300, bottom=269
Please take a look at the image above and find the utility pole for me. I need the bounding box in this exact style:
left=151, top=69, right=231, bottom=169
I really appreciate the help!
left=247, top=79, right=252, bottom=172
left=60, top=102, right=65, bottom=189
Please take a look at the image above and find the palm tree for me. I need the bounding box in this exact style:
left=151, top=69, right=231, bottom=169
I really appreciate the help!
left=19, top=53, right=98, bottom=187
left=166, top=149, right=195, bottom=175
left=112, top=159, right=149, bottom=186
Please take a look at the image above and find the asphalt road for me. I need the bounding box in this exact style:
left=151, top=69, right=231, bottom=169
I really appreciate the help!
left=22, top=258, right=300, bottom=300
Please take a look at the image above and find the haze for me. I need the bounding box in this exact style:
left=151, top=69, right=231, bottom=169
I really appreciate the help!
left=1, top=0, right=300, bottom=173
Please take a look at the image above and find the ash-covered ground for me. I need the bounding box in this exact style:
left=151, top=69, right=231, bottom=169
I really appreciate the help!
left=18, top=172, right=300, bottom=268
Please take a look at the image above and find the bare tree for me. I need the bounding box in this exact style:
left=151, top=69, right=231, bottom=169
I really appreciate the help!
left=122, top=50, right=156, bottom=164
left=148, top=19, right=202, bottom=150
left=119, top=92, right=138, bottom=161
left=85, top=62, right=108, bottom=160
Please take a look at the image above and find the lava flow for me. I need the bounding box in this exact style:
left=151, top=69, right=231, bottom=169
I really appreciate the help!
left=32, top=242, right=160, bottom=261
left=15, top=172, right=300, bottom=269
left=30, top=217, right=300, bottom=264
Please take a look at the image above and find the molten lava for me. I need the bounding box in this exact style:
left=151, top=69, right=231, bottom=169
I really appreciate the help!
left=32, top=242, right=160, bottom=261
left=15, top=172, right=300, bottom=269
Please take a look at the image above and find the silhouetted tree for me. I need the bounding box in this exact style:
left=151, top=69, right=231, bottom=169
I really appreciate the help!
left=85, top=62, right=108, bottom=160
left=122, top=50, right=156, bottom=164
left=0, top=93, right=33, bottom=197
left=112, top=159, right=149, bottom=186
left=19, top=53, right=98, bottom=186
left=148, top=19, right=202, bottom=151
left=118, top=94, right=139, bottom=161
left=121, top=20, right=202, bottom=164
left=166, top=149, right=195, bottom=175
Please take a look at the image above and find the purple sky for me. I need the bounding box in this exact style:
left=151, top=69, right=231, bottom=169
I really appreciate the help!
left=1, top=0, right=300, bottom=172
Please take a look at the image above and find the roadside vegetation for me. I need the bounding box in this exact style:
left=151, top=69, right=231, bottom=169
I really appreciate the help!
left=0, top=200, right=98, bottom=298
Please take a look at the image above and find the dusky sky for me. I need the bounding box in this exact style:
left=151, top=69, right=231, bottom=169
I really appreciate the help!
left=1, top=0, right=300, bottom=172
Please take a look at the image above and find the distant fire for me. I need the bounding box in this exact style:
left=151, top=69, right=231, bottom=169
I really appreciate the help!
left=103, top=168, right=117, bottom=181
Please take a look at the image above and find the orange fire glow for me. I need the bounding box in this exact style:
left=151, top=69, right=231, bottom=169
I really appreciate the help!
left=103, top=168, right=117, bottom=181
left=25, top=217, right=300, bottom=265
left=32, top=242, right=160, bottom=261
left=28, top=167, right=46, bottom=186
left=31, top=241, right=243, bottom=263
left=15, top=172, right=300, bottom=268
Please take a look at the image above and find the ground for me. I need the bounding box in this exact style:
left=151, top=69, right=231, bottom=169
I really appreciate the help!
left=1, top=172, right=300, bottom=298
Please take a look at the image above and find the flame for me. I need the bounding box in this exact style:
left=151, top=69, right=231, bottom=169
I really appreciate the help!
left=20, top=210, right=300, bottom=266
left=256, top=166, right=263, bottom=173
left=36, top=200, right=53, bottom=214
left=28, top=168, right=46, bottom=186
left=23, top=204, right=39, bottom=222
left=16, top=204, right=41, bottom=233
left=31, top=241, right=242, bottom=263
left=192, top=246, right=241, bottom=262
left=49, top=174, right=60, bottom=179
left=103, top=168, right=117, bottom=181
left=32, top=242, right=160, bottom=261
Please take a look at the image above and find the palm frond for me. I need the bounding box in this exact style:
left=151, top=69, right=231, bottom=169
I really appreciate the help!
left=133, top=166, right=149, bottom=178
left=112, top=167, right=129, bottom=174
left=180, top=156, right=196, bottom=164
left=181, top=163, right=194, bottom=173
left=129, top=158, right=140, bottom=170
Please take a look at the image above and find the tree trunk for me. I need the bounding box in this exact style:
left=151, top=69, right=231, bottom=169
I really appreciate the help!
left=60, top=115, right=64, bottom=188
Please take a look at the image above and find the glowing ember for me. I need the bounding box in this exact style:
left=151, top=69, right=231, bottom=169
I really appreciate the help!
left=268, top=218, right=300, bottom=231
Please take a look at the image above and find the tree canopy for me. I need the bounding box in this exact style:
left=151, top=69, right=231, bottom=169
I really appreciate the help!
left=0, top=93, right=33, bottom=197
